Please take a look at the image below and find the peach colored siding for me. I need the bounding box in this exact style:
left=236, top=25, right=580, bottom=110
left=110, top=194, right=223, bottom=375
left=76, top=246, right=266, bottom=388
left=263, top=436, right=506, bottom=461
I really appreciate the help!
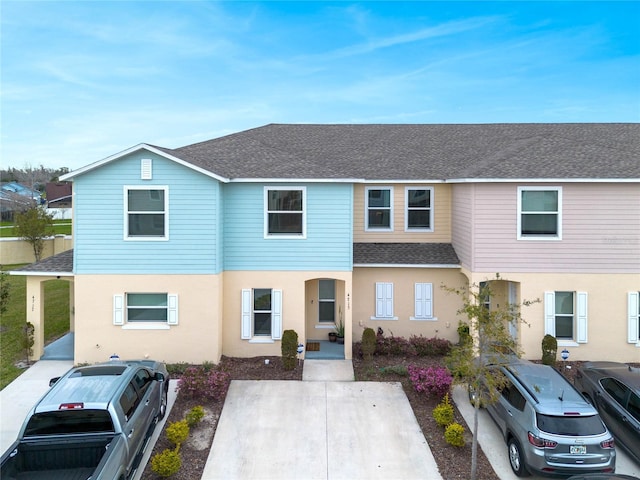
left=353, top=183, right=452, bottom=243
left=456, top=183, right=640, bottom=273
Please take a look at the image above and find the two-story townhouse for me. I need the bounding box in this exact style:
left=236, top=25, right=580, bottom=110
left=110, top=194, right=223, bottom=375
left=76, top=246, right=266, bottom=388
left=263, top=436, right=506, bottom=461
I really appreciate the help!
left=13, top=123, right=639, bottom=364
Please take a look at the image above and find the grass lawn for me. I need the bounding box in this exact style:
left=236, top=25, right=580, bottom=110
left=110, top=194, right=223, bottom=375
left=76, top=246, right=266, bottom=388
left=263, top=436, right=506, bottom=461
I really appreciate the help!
left=0, top=265, right=70, bottom=389
left=0, top=220, right=72, bottom=237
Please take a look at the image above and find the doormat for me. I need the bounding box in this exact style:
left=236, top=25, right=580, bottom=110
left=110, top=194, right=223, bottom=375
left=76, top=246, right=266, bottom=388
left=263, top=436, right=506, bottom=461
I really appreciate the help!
left=306, top=342, right=320, bottom=351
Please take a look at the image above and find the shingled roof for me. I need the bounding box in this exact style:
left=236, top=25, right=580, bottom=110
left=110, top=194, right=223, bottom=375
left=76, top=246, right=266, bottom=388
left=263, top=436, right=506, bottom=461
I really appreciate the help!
left=354, top=243, right=460, bottom=266
left=156, top=123, right=640, bottom=181
left=10, top=249, right=74, bottom=276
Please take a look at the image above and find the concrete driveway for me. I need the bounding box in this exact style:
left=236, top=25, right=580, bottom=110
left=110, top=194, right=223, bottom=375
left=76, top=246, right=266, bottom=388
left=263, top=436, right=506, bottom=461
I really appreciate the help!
left=202, top=380, right=443, bottom=480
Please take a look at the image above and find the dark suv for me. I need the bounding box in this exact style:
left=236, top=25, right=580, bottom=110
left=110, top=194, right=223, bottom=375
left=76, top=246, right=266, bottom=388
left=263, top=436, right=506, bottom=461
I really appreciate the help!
left=471, top=359, right=616, bottom=477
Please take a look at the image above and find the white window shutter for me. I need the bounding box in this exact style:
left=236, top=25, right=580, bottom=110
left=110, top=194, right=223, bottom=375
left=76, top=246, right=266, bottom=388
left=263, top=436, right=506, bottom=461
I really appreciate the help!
left=113, top=294, right=124, bottom=326
left=241, top=289, right=251, bottom=339
left=167, top=294, right=179, bottom=325
left=376, top=283, right=393, bottom=318
left=576, top=292, right=588, bottom=343
left=271, top=289, right=282, bottom=340
left=415, top=283, right=433, bottom=318
left=544, top=292, right=555, bottom=336
left=141, top=159, right=152, bottom=180
left=628, top=292, right=639, bottom=343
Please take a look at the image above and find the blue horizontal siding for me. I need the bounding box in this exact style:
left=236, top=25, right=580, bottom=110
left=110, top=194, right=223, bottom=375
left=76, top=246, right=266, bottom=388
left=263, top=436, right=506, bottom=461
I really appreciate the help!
left=223, top=183, right=353, bottom=271
left=74, top=151, right=221, bottom=274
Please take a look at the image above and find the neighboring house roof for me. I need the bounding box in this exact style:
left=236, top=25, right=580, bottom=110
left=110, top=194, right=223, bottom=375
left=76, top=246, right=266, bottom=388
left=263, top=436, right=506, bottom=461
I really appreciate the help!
left=353, top=243, right=460, bottom=267
left=1, top=182, right=42, bottom=200
left=45, top=183, right=72, bottom=204
left=10, top=249, right=74, bottom=277
left=62, top=124, right=640, bottom=183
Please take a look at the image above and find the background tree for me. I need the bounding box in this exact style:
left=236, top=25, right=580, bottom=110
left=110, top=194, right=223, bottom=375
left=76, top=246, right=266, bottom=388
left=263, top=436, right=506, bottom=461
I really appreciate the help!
left=15, top=206, right=54, bottom=262
left=444, top=275, right=538, bottom=480
left=0, top=269, right=10, bottom=315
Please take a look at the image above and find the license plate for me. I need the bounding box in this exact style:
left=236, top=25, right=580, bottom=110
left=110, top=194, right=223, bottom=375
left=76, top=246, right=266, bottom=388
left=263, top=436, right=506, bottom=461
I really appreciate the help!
left=570, top=445, right=586, bottom=454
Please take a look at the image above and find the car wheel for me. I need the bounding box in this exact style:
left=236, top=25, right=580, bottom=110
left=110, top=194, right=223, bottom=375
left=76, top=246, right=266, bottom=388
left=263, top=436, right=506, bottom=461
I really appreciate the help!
left=508, top=438, right=530, bottom=477
left=157, top=386, right=168, bottom=420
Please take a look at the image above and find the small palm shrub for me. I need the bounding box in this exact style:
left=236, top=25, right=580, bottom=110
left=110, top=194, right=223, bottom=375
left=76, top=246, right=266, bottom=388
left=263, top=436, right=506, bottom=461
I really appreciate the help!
left=361, top=328, right=376, bottom=360
left=407, top=364, right=453, bottom=398
left=444, top=422, right=465, bottom=447
left=151, top=448, right=182, bottom=477
left=541, top=334, right=558, bottom=366
left=281, top=329, right=299, bottom=371
left=166, top=420, right=190, bottom=447
left=432, top=394, right=454, bottom=427
left=185, top=405, right=205, bottom=427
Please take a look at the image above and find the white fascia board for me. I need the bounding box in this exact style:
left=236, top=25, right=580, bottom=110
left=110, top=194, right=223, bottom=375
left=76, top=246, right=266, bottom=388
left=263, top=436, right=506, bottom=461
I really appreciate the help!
left=230, top=178, right=364, bottom=183
left=9, top=271, right=74, bottom=277
left=363, top=179, right=446, bottom=184
left=445, top=178, right=640, bottom=184
left=61, top=144, right=230, bottom=183
left=353, top=263, right=461, bottom=269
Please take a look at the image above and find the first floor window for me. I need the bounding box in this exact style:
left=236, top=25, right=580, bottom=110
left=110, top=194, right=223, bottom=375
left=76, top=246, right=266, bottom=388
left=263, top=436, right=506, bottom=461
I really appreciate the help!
left=518, top=187, right=561, bottom=239
left=113, top=293, right=178, bottom=326
left=241, top=288, right=282, bottom=340
left=366, top=187, right=393, bottom=230
left=126, top=187, right=168, bottom=239
left=628, top=292, right=640, bottom=344
left=265, top=188, right=305, bottom=236
left=414, top=283, right=433, bottom=319
left=544, top=291, right=587, bottom=343
left=318, top=280, right=335, bottom=323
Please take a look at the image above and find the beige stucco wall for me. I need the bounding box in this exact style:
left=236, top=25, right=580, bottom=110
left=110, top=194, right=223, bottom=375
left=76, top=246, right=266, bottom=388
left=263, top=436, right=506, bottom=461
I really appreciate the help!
left=352, top=267, right=467, bottom=344
left=222, top=271, right=353, bottom=359
left=465, top=271, right=640, bottom=362
left=73, top=274, right=223, bottom=364
left=1, top=235, right=72, bottom=264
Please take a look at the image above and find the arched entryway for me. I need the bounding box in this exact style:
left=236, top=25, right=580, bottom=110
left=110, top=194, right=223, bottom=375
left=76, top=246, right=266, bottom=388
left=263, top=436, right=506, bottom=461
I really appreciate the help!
left=303, top=277, right=349, bottom=359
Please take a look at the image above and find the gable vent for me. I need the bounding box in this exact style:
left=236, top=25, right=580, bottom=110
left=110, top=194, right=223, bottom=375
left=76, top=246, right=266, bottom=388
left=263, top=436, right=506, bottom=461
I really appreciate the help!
left=141, top=159, right=152, bottom=180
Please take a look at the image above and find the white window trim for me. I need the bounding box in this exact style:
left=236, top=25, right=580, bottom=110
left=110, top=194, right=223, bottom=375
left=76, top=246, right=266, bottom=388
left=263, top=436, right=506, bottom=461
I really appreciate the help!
left=544, top=291, right=587, bottom=346
left=365, top=186, right=394, bottom=232
left=241, top=288, right=283, bottom=341
left=628, top=292, right=640, bottom=345
left=123, top=185, right=169, bottom=241
left=411, top=282, right=437, bottom=321
left=113, top=293, right=177, bottom=329
left=405, top=187, right=434, bottom=232
left=372, top=282, right=397, bottom=320
left=263, top=187, right=307, bottom=239
left=517, top=186, right=562, bottom=241
left=318, top=279, right=336, bottom=323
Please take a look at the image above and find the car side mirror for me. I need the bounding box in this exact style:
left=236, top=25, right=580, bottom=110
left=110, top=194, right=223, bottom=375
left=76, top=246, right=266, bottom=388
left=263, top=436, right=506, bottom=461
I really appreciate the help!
left=155, top=372, right=165, bottom=382
left=49, top=377, right=60, bottom=387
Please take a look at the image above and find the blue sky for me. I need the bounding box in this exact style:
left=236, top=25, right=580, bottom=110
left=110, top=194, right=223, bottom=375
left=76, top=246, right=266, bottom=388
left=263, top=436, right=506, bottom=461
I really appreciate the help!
left=2, top=1, right=639, bottom=170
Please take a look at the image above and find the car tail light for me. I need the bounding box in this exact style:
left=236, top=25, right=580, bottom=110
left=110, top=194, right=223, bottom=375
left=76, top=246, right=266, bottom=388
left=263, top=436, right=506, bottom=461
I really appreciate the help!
left=528, top=432, right=557, bottom=449
left=601, top=438, right=615, bottom=449
left=59, top=402, right=84, bottom=410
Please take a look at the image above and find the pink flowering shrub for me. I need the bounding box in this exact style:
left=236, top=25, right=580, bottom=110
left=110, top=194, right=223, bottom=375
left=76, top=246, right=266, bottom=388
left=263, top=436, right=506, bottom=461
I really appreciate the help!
left=407, top=364, right=453, bottom=398
left=409, top=335, right=452, bottom=357
left=177, top=366, right=230, bottom=401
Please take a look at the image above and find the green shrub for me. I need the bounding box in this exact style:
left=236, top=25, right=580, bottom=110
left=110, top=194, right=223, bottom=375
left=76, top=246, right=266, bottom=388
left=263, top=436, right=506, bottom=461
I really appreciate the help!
left=379, top=365, right=408, bottom=376
left=457, top=322, right=471, bottom=345
left=281, top=329, right=298, bottom=371
left=361, top=328, right=376, bottom=360
left=432, top=394, right=454, bottom=427
left=186, top=405, right=205, bottom=427
left=151, top=448, right=182, bottom=477
left=166, top=420, right=190, bottom=447
left=444, top=422, right=465, bottom=447
left=541, top=334, right=558, bottom=366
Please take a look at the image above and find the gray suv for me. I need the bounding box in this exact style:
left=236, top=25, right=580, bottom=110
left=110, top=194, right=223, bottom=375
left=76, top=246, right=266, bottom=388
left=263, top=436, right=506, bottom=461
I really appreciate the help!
left=471, top=359, right=616, bottom=477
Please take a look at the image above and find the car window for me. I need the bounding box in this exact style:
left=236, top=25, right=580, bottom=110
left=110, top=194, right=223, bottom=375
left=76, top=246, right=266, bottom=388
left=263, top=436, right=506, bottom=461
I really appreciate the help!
left=503, top=384, right=526, bottom=411
left=628, top=391, right=640, bottom=422
left=536, top=413, right=607, bottom=435
left=119, top=382, right=140, bottom=420
left=601, top=377, right=628, bottom=406
left=24, top=410, right=114, bottom=436
left=133, top=369, right=152, bottom=396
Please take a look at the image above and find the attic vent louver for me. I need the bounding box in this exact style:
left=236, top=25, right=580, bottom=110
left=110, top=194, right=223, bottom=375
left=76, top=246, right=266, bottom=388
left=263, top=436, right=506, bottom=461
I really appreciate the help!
left=141, top=159, right=152, bottom=180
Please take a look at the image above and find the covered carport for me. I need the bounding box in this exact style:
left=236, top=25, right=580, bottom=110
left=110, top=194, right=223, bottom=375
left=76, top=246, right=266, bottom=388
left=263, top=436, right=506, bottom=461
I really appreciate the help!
left=10, top=249, right=74, bottom=361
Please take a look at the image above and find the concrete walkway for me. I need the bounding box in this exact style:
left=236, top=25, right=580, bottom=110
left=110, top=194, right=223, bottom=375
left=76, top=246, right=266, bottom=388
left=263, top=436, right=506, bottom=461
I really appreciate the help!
left=202, top=359, right=443, bottom=480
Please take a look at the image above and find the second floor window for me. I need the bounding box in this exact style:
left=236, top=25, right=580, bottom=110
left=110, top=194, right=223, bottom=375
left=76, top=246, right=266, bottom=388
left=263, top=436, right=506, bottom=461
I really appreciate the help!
left=406, top=187, right=433, bottom=231
left=265, top=188, right=305, bottom=237
left=366, top=187, right=393, bottom=230
left=126, top=187, right=167, bottom=239
left=518, top=187, right=561, bottom=239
